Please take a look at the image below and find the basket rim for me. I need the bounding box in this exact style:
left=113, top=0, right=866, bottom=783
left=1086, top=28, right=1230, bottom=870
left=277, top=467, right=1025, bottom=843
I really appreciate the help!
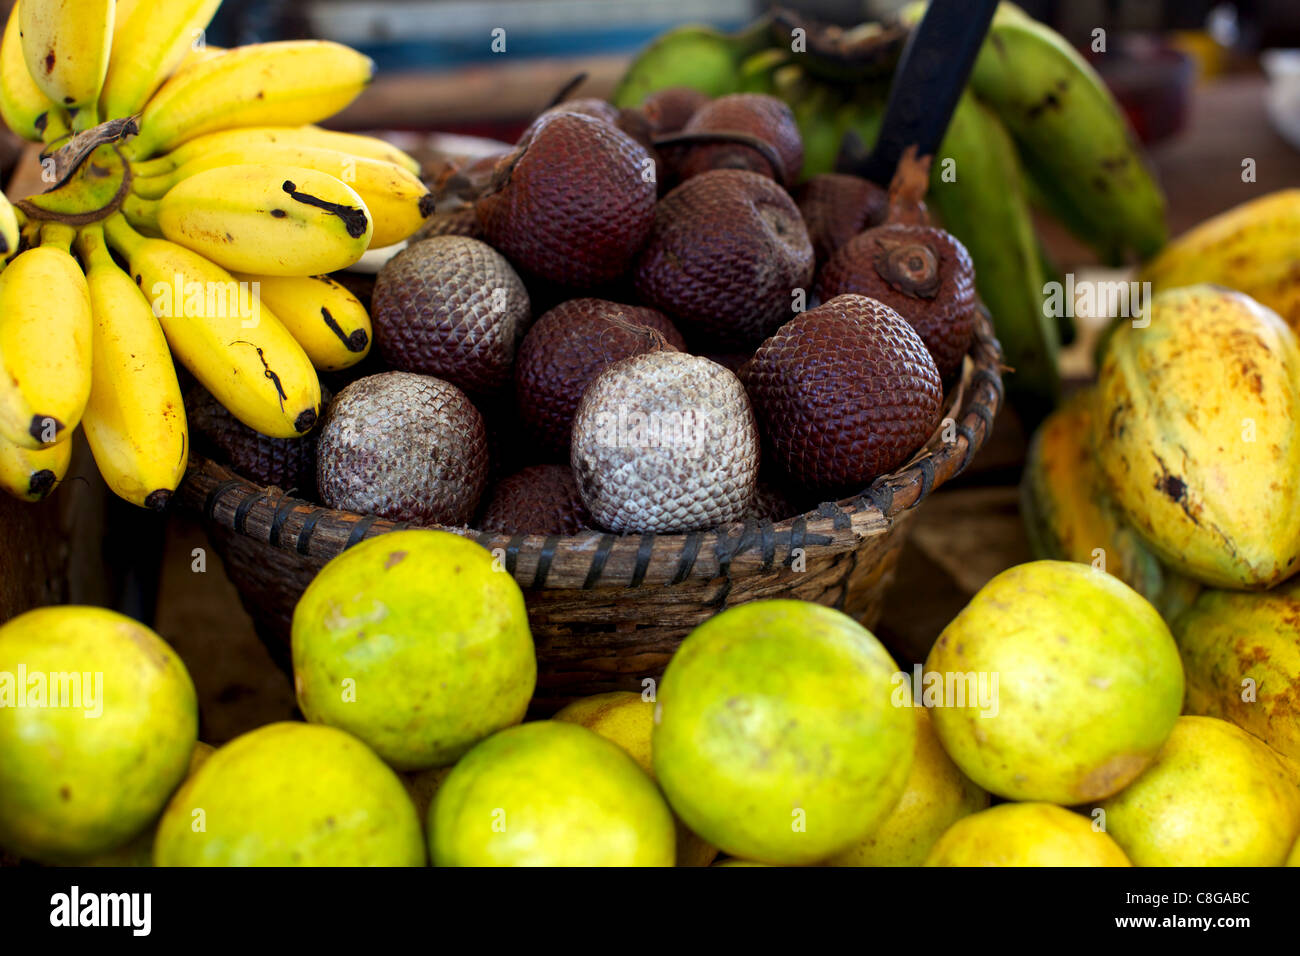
left=180, top=309, right=1004, bottom=590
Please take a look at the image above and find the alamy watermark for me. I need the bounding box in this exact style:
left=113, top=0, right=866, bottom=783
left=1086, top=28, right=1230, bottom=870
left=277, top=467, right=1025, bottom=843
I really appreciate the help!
left=0, top=666, right=103, bottom=718
left=892, top=665, right=999, bottom=717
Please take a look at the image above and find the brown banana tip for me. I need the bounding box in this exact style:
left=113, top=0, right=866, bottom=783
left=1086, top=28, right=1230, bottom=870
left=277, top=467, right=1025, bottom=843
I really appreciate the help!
left=295, top=408, right=319, bottom=433
left=346, top=329, right=369, bottom=353
left=27, top=470, right=56, bottom=499
left=28, top=415, right=62, bottom=442
left=144, top=489, right=172, bottom=512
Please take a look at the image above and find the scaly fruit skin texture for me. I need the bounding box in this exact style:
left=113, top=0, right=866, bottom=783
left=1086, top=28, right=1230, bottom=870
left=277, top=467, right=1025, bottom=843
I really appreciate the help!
left=479, top=464, right=591, bottom=535
left=1095, top=716, right=1300, bottom=866
left=19, top=0, right=113, bottom=114
left=678, top=92, right=803, bottom=185
left=1020, top=387, right=1201, bottom=621
left=155, top=722, right=425, bottom=866
left=1, top=3, right=57, bottom=142
left=1096, top=285, right=1300, bottom=590
left=1172, top=580, right=1300, bottom=763
left=926, top=561, right=1184, bottom=804
left=432, top=721, right=676, bottom=866
left=126, top=41, right=376, bottom=160
left=77, top=224, right=187, bottom=509
left=136, top=143, right=429, bottom=249
left=99, top=0, right=223, bottom=120
left=825, top=706, right=988, bottom=867
left=0, top=432, right=70, bottom=501
left=0, top=224, right=92, bottom=448
left=141, top=125, right=422, bottom=178
left=130, top=163, right=372, bottom=276
left=653, top=600, right=915, bottom=866
left=292, top=530, right=536, bottom=770
left=104, top=214, right=321, bottom=439
left=1139, top=189, right=1300, bottom=330
left=0, top=606, right=198, bottom=864
left=232, top=273, right=370, bottom=373
left=477, top=111, right=656, bottom=288
left=924, top=803, right=1131, bottom=867
left=971, top=3, right=1166, bottom=263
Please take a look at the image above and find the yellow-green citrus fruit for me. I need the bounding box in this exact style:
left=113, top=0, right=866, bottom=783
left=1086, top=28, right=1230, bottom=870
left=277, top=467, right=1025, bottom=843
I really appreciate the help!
left=292, top=529, right=536, bottom=770
left=0, top=606, right=197, bottom=863
left=926, top=561, right=1183, bottom=803
left=1289, top=834, right=1300, bottom=866
left=824, top=706, right=988, bottom=866
left=554, top=691, right=718, bottom=867
left=652, top=600, right=915, bottom=866
left=924, top=803, right=1131, bottom=866
left=431, top=721, right=676, bottom=866
left=154, top=722, right=424, bottom=866
left=1095, top=715, right=1300, bottom=866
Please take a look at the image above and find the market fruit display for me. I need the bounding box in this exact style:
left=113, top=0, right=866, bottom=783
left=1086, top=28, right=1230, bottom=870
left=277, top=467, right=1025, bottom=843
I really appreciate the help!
left=1093, top=716, right=1300, bottom=866
left=926, top=561, right=1184, bottom=804
left=0, top=606, right=198, bottom=863
left=652, top=600, right=915, bottom=865
left=1096, top=285, right=1300, bottom=589
left=430, top=721, right=676, bottom=866
left=291, top=530, right=536, bottom=769
left=0, top=0, right=430, bottom=507
left=1172, top=582, right=1300, bottom=763
left=924, top=803, right=1131, bottom=867
left=153, top=722, right=425, bottom=866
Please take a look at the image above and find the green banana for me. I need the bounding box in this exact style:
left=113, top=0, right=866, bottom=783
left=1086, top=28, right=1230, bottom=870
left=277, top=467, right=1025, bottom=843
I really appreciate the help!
left=735, top=48, right=790, bottom=96
left=970, top=3, right=1166, bottom=263
left=611, top=20, right=773, bottom=109
left=929, top=89, right=1060, bottom=426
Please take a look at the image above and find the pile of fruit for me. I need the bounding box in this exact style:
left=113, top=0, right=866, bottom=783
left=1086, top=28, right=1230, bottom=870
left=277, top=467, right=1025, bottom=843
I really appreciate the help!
left=3, top=537, right=1296, bottom=867
left=614, top=2, right=1169, bottom=422
left=0, top=0, right=431, bottom=507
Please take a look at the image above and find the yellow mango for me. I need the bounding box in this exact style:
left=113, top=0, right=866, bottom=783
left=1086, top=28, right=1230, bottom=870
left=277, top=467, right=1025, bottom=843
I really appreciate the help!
left=1096, top=285, right=1300, bottom=589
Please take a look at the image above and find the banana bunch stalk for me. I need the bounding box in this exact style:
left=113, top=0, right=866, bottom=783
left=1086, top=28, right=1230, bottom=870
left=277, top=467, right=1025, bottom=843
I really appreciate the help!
left=614, top=2, right=1169, bottom=425
left=0, top=0, right=434, bottom=508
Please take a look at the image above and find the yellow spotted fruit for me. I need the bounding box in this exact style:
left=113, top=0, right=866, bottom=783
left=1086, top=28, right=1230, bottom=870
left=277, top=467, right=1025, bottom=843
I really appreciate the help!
left=231, top=273, right=370, bottom=372
left=824, top=706, right=988, bottom=867
left=1172, top=580, right=1300, bottom=764
left=926, top=561, right=1184, bottom=804
left=1097, top=285, right=1300, bottom=589
left=925, top=802, right=1131, bottom=867
left=1095, top=716, right=1300, bottom=866
left=1021, top=387, right=1201, bottom=620
left=1139, top=189, right=1300, bottom=331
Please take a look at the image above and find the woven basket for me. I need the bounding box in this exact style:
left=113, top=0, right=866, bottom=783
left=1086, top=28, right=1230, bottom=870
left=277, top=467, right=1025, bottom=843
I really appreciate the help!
left=179, top=311, right=1003, bottom=711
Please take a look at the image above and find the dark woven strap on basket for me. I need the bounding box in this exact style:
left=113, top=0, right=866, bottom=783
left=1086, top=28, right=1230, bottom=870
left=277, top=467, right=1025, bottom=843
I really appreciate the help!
left=180, top=310, right=1004, bottom=591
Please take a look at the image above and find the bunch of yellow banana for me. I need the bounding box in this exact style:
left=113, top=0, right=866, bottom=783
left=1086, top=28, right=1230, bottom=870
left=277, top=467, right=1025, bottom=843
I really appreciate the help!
left=614, top=1, right=1168, bottom=426
left=0, top=0, right=432, bottom=508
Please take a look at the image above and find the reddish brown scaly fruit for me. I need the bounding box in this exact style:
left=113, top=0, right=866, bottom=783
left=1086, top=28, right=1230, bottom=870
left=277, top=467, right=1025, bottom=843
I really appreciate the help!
left=542, top=97, right=621, bottom=125
left=641, top=87, right=711, bottom=134
left=186, top=384, right=327, bottom=494
left=745, top=294, right=943, bottom=494
left=634, top=169, right=814, bottom=349
left=479, top=464, right=592, bottom=535
left=796, top=173, right=888, bottom=265
left=676, top=93, right=803, bottom=186
left=316, top=372, right=488, bottom=526
left=815, top=225, right=976, bottom=380
left=515, top=298, right=685, bottom=459
left=571, top=350, right=759, bottom=533
left=371, top=236, right=531, bottom=397
left=476, top=111, right=657, bottom=288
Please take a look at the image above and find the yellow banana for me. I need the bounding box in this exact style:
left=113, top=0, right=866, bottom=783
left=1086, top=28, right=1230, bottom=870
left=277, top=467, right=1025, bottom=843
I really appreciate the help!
left=99, top=0, right=223, bottom=120
left=135, top=143, right=429, bottom=247
left=0, top=190, right=19, bottom=261
left=176, top=43, right=225, bottom=71
left=103, top=213, right=321, bottom=438
left=19, top=0, right=113, bottom=118
left=124, top=41, right=376, bottom=159
left=0, top=430, right=71, bottom=501
left=130, top=124, right=422, bottom=178
left=76, top=223, right=188, bottom=509
left=231, top=272, right=372, bottom=372
left=0, top=2, right=59, bottom=142
left=1139, top=189, right=1300, bottom=332
left=123, top=163, right=372, bottom=276
left=0, top=222, right=92, bottom=449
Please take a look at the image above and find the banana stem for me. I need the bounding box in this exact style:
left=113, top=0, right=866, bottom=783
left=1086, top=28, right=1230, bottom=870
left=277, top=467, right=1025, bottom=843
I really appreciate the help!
left=131, top=170, right=177, bottom=200
left=102, top=212, right=144, bottom=258
left=74, top=222, right=112, bottom=269
left=39, top=222, right=76, bottom=252
left=130, top=155, right=178, bottom=178
left=70, top=104, right=101, bottom=134
left=121, top=192, right=160, bottom=231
